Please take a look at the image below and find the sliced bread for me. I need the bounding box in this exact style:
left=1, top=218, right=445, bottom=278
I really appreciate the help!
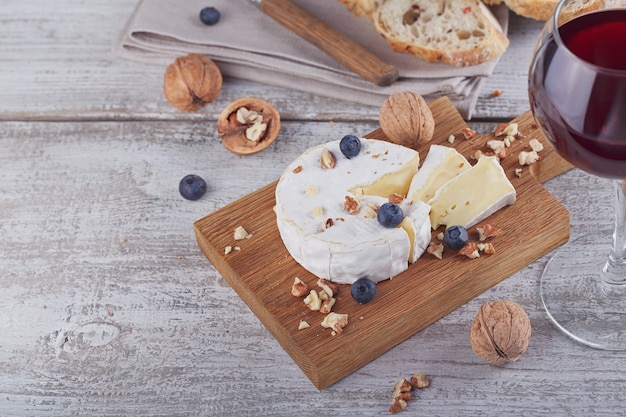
left=339, top=0, right=509, bottom=67
left=483, top=0, right=558, bottom=20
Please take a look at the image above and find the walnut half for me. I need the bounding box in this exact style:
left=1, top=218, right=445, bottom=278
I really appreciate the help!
left=217, top=97, right=281, bottom=155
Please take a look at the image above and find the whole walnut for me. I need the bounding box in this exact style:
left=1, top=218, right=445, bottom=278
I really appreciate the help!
left=379, top=91, right=435, bottom=149
left=163, top=53, right=222, bottom=111
left=470, top=300, right=531, bottom=366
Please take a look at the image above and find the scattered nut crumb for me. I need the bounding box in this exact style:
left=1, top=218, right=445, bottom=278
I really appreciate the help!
left=529, top=138, right=544, bottom=152
left=293, top=165, right=303, bottom=174
left=410, top=374, right=430, bottom=389
left=389, top=378, right=413, bottom=413
left=447, top=134, right=456, bottom=144
left=461, top=127, right=476, bottom=139
left=492, top=89, right=503, bottom=97
left=320, top=298, right=336, bottom=314
left=519, top=150, right=540, bottom=166
left=291, top=277, right=309, bottom=297
left=427, top=241, right=444, bottom=259
left=388, top=193, right=405, bottom=204
left=298, top=320, right=310, bottom=330
left=515, top=167, right=523, bottom=177
left=234, top=225, right=252, bottom=240
left=224, top=245, right=233, bottom=255
left=321, top=312, right=348, bottom=334
left=317, top=278, right=338, bottom=298
left=476, top=224, right=502, bottom=241
left=344, top=195, right=360, bottom=214
left=477, top=242, right=496, bottom=255
left=304, top=290, right=322, bottom=311
left=459, top=241, right=480, bottom=259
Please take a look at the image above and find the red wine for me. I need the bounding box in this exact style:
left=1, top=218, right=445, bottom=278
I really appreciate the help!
left=529, top=9, right=626, bottom=179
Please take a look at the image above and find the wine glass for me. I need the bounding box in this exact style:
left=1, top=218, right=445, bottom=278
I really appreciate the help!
left=528, top=0, right=626, bottom=349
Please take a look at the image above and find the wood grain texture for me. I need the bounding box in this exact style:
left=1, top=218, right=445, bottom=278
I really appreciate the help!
left=194, top=98, right=570, bottom=388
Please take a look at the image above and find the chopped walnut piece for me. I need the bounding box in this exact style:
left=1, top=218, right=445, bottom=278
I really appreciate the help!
left=291, top=277, right=309, bottom=297
left=388, top=193, right=405, bottom=204
left=459, top=241, right=480, bottom=259
left=448, top=134, right=456, bottom=144
left=410, top=373, right=430, bottom=389
left=427, top=241, right=444, bottom=259
left=487, top=139, right=505, bottom=154
left=495, top=122, right=518, bottom=137
left=320, top=312, right=348, bottom=334
left=389, top=378, right=413, bottom=413
left=224, top=245, right=233, bottom=255
left=298, top=320, right=310, bottom=330
left=324, top=218, right=334, bottom=229
left=344, top=195, right=360, bottom=214
left=293, top=165, right=303, bottom=174
left=492, top=89, right=503, bottom=97
left=519, top=150, right=540, bottom=166
left=462, top=127, right=477, bottom=139
left=515, top=167, right=523, bottom=177
left=320, top=298, right=336, bottom=314
left=476, top=224, right=502, bottom=241
left=234, top=225, right=252, bottom=240
left=478, top=242, right=496, bottom=255
left=320, top=147, right=336, bottom=169
left=304, top=290, right=322, bottom=311
left=317, top=278, right=338, bottom=298
left=529, top=138, right=544, bottom=152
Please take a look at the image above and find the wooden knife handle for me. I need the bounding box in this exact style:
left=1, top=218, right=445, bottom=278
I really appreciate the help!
left=260, top=0, right=398, bottom=87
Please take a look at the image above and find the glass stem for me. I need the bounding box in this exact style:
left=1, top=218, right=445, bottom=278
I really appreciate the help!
left=603, top=180, right=626, bottom=284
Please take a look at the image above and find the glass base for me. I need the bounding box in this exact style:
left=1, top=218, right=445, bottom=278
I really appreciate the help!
left=541, top=232, right=626, bottom=350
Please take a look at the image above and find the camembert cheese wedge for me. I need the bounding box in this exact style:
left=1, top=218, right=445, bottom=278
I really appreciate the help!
left=428, top=155, right=516, bottom=229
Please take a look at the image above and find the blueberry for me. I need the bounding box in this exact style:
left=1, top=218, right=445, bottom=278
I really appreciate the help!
left=199, top=7, right=221, bottom=26
left=350, top=277, right=376, bottom=304
left=377, top=203, right=404, bottom=228
left=444, top=225, right=469, bottom=250
left=179, top=174, right=207, bottom=200
left=339, top=135, right=361, bottom=159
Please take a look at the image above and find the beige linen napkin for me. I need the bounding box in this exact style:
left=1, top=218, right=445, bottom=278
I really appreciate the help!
left=113, top=0, right=509, bottom=119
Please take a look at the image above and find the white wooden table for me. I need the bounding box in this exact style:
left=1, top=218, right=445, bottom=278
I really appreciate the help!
left=1, top=1, right=623, bottom=416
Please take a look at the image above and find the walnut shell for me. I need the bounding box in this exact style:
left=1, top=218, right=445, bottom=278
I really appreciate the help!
left=217, top=97, right=281, bottom=155
left=470, top=300, right=531, bottom=366
left=163, top=53, right=222, bottom=112
left=379, top=92, right=435, bottom=149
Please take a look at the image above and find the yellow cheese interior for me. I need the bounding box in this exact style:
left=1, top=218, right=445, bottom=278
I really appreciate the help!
left=399, top=217, right=416, bottom=263
left=352, top=153, right=420, bottom=198
left=410, top=151, right=470, bottom=203
left=429, top=156, right=515, bottom=229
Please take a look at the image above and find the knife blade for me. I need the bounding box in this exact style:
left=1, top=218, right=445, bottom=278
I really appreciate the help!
left=249, top=0, right=399, bottom=87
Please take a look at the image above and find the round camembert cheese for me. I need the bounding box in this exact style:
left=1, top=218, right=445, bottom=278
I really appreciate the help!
left=275, top=138, right=432, bottom=285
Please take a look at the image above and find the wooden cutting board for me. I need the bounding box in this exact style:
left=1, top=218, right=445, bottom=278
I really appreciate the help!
left=194, top=97, right=572, bottom=389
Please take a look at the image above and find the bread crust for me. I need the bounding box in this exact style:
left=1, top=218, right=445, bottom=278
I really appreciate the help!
left=343, top=0, right=509, bottom=67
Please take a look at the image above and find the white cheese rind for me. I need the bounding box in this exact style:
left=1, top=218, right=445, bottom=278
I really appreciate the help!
left=428, top=155, right=516, bottom=229
left=275, top=139, right=431, bottom=285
